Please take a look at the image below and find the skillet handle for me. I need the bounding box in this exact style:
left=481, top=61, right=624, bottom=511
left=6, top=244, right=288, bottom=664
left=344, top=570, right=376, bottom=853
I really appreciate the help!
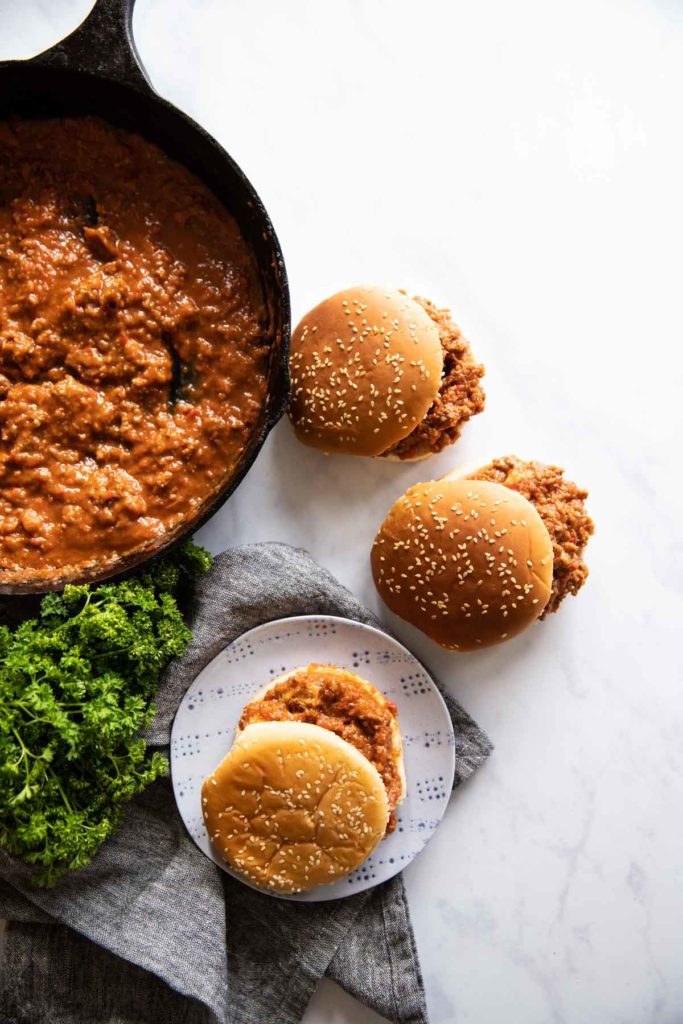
left=30, top=0, right=153, bottom=93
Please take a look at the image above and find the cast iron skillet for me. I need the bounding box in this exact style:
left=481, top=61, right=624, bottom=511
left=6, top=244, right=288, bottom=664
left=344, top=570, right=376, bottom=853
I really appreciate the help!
left=0, top=0, right=290, bottom=597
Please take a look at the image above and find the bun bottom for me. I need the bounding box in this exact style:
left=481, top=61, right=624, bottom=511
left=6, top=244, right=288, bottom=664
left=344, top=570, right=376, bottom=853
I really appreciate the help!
left=378, top=448, right=434, bottom=463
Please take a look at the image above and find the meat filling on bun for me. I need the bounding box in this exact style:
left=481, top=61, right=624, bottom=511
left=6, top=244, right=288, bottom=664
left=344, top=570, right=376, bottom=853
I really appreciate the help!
left=239, top=664, right=405, bottom=832
left=382, top=296, right=485, bottom=461
left=465, top=456, right=594, bottom=614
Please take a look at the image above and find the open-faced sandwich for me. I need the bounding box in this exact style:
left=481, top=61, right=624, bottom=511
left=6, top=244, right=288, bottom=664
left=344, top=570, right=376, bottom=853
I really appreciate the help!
left=201, top=664, right=405, bottom=894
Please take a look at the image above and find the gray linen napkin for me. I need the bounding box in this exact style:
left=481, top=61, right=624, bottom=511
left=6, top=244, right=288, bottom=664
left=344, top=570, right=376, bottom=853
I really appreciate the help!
left=0, top=543, right=492, bottom=1024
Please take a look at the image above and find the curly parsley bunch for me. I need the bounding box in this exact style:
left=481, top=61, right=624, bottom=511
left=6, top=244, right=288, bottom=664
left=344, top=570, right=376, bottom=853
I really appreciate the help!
left=0, top=540, right=211, bottom=885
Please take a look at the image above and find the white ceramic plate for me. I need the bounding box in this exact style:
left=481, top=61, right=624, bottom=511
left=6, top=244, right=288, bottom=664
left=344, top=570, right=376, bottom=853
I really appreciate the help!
left=170, top=615, right=455, bottom=901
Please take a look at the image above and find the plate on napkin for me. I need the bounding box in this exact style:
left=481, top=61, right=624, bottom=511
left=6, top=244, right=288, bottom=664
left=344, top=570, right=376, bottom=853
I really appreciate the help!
left=170, top=614, right=455, bottom=901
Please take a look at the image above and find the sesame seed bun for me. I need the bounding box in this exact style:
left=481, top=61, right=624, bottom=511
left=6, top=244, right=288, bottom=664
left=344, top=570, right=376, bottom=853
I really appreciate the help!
left=201, top=720, right=390, bottom=894
left=288, top=286, right=443, bottom=456
left=371, top=477, right=554, bottom=651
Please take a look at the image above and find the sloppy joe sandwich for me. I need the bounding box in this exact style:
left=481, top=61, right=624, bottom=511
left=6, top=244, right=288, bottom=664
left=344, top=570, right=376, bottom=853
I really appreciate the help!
left=202, top=664, right=405, bottom=893
left=371, top=457, right=594, bottom=651
left=288, top=286, right=485, bottom=460
left=240, top=664, right=405, bottom=831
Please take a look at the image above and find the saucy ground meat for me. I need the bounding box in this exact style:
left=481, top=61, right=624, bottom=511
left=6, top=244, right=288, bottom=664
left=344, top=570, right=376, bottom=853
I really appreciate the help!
left=0, top=117, right=268, bottom=583
left=469, top=456, right=594, bottom=614
left=239, top=664, right=403, bottom=833
left=383, top=296, right=485, bottom=460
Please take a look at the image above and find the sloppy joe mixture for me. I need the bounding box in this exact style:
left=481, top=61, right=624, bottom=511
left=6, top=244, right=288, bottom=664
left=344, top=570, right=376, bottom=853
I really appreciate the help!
left=240, top=664, right=403, bottom=832
left=469, top=455, right=594, bottom=614
left=383, top=295, right=485, bottom=460
left=0, top=117, right=268, bottom=582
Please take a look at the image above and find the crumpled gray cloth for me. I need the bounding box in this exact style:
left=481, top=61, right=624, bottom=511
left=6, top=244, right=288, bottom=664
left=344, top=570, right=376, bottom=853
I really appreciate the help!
left=0, top=543, right=492, bottom=1024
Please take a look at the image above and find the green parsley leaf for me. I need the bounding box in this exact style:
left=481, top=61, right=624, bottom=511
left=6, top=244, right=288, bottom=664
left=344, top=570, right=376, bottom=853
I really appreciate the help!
left=0, top=539, right=211, bottom=885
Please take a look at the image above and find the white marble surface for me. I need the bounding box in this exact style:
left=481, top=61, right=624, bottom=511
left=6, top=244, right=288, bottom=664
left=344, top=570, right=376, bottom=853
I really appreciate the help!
left=2, top=1, right=683, bottom=1021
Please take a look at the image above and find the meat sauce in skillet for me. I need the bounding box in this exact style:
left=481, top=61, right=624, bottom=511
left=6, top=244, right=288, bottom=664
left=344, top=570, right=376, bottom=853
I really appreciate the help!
left=0, top=117, right=268, bottom=583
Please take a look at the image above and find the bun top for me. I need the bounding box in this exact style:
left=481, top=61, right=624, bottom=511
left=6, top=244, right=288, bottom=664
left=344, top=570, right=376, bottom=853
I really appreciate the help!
left=202, top=720, right=390, bottom=894
left=288, top=286, right=444, bottom=456
left=371, top=477, right=554, bottom=651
